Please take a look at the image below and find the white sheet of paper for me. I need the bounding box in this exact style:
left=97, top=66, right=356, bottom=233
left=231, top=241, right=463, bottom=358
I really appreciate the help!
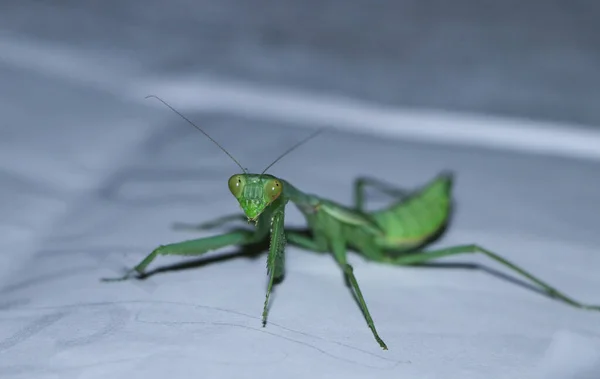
left=1, top=37, right=600, bottom=379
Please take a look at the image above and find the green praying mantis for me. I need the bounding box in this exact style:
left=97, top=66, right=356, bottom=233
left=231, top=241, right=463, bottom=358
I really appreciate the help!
left=103, top=95, right=600, bottom=350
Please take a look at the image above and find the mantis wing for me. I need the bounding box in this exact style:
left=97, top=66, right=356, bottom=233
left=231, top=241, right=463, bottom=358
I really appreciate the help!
left=319, top=201, right=384, bottom=236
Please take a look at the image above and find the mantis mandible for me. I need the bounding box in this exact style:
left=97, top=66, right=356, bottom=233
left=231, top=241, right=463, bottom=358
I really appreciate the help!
left=103, top=95, right=600, bottom=350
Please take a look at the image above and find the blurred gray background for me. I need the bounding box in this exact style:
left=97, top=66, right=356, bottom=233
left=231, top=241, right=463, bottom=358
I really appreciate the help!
left=2, top=3, right=600, bottom=379
left=2, top=0, right=599, bottom=127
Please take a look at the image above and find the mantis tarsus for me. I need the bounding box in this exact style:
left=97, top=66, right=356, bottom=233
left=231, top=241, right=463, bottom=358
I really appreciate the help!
left=103, top=95, right=600, bottom=350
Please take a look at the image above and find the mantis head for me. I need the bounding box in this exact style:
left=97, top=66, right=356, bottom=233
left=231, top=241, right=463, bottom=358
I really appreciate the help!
left=228, top=173, right=283, bottom=222
left=142, top=96, right=321, bottom=222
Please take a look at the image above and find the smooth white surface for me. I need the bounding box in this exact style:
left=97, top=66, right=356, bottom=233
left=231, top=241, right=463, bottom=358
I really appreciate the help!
left=2, top=42, right=600, bottom=379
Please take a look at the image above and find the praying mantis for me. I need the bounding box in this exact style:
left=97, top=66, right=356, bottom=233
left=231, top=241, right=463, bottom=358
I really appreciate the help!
left=103, top=95, right=600, bottom=350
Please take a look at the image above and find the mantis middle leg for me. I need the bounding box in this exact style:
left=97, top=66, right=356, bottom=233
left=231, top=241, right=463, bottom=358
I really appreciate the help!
left=285, top=228, right=388, bottom=349
left=328, top=225, right=388, bottom=350
left=101, top=228, right=260, bottom=282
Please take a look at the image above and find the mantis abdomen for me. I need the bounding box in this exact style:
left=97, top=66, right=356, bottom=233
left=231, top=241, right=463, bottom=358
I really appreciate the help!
left=370, top=173, right=453, bottom=252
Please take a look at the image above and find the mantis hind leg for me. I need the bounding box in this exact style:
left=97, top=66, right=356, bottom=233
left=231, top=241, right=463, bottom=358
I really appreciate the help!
left=353, top=176, right=412, bottom=212
left=101, top=229, right=256, bottom=282
left=384, top=244, right=600, bottom=311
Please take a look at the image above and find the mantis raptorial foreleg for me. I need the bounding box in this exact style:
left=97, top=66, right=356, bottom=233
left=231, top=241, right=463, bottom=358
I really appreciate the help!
left=262, top=210, right=286, bottom=324
left=384, top=244, right=600, bottom=311
left=101, top=229, right=256, bottom=281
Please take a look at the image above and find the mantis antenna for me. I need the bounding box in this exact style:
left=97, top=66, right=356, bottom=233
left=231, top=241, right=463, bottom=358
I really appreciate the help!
left=260, top=128, right=325, bottom=175
left=145, top=95, right=248, bottom=174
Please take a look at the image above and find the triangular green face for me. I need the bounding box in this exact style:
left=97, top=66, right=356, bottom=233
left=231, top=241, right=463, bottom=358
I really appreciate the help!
left=228, top=173, right=283, bottom=222
left=238, top=197, right=267, bottom=221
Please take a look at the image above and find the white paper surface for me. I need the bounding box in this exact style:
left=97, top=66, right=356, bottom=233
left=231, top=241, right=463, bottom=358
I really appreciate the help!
left=2, top=37, right=600, bottom=379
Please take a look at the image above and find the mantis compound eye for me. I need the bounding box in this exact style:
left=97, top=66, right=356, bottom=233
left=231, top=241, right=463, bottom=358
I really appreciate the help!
left=265, top=179, right=282, bottom=202
left=228, top=174, right=246, bottom=198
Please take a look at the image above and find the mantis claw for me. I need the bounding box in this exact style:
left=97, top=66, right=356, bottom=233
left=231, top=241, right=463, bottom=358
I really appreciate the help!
left=100, top=268, right=142, bottom=282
